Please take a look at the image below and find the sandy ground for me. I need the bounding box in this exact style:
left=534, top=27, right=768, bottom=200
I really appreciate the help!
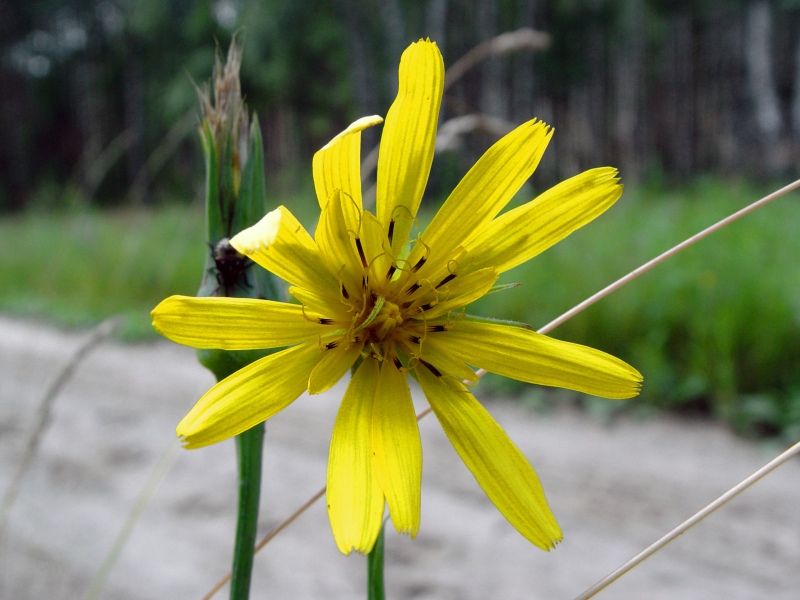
left=2, top=314, right=800, bottom=600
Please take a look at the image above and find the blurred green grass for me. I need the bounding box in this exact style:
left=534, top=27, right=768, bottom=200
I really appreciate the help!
left=1, top=178, right=799, bottom=438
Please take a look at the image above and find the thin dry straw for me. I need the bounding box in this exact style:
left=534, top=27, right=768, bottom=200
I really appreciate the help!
left=202, top=179, right=800, bottom=598
left=572, top=438, right=800, bottom=600
left=0, top=316, right=123, bottom=544
left=83, top=438, right=181, bottom=600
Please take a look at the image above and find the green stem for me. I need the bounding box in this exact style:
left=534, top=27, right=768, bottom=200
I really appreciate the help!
left=367, top=521, right=386, bottom=600
left=230, top=423, right=265, bottom=600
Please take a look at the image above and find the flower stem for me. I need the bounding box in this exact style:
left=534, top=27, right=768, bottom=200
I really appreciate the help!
left=367, top=521, right=387, bottom=600
left=230, top=423, right=265, bottom=600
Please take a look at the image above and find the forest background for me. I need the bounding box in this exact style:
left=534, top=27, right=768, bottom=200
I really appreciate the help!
left=2, top=0, right=800, bottom=439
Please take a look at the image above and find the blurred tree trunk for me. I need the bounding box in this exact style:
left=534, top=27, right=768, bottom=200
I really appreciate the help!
left=124, top=47, right=147, bottom=205
left=336, top=0, right=381, bottom=150
left=792, top=32, right=800, bottom=141
left=511, top=0, right=536, bottom=122
left=478, top=1, right=504, bottom=118
left=659, top=9, right=694, bottom=179
left=744, top=0, right=787, bottom=173
left=425, top=0, right=448, bottom=60
left=378, top=0, right=405, bottom=96
left=72, top=59, right=106, bottom=199
left=610, top=0, right=646, bottom=181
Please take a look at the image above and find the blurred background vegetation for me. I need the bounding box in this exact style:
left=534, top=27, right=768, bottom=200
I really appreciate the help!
left=1, top=0, right=799, bottom=438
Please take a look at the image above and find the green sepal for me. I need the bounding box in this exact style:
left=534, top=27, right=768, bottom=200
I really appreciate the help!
left=486, top=282, right=521, bottom=295
left=460, top=313, right=534, bottom=329
left=234, top=114, right=268, bottom=235
left=201, top=119, right=225, bottom=244
left=197, top=348, right=270, bottom=382
left=219, top=134, right=238, bottom=235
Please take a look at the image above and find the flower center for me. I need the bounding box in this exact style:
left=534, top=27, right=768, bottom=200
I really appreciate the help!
left=369, top=298, right=403, bottom=341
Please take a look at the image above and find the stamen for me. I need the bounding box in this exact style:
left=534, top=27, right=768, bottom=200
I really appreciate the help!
left=341, top=283, right=350, bottom=299
left=419, top=302, right=434, bottom=311
left=325, top=340, right=339, bottom=350
left=419, top=359, right=442, bottom=377
left=318, top=318, right=334, bottom=325
left=428, top=324, right=447, bottom=332
left=386, top=264, right=397, bottom=279
left=436, top=273, right=457, bottom=289
left=412, top=256, right=427, bottom=272
left=387, top=220, right=395, bottom=244
left=393, top=356, right=403, bottom=370
left=408, top=335, right=421, bottom=344
left=355, top=238, right=368, bottom=269
left=405, top=282, right=421, bottom=296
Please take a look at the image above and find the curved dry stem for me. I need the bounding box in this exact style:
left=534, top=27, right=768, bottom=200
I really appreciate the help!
left=1, top=316, right=124, bottom=544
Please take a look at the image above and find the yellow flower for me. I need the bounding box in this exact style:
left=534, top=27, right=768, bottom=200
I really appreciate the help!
left=152, top=40, right=641, bottom=555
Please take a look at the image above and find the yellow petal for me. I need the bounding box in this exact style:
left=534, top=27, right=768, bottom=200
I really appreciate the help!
left=417, top=365, right=562, bottom=550
left=327, top=357, right=385, bottom=554
left=230, top=206, right=337, bottom=293
left=288, top=285, right=346, bottom=320
left=358, top=211, right=394, bottom=291
left=316, top=189, right=363, bottom=295
left=376, top=40, right=444, bottom=254
left=418, top=267, right=498, bottom=320
left=313, top=115, right=383, bottom=211
left=417, top=341, right=478, bottom=383
left=462, top=167, right=624, bottom=274
left=372, top=359, right=421, bottom=537
left=177, top=342, right=323, bottom=448
left=409, top=119, right=553, bottom=277
left=307, top=340, right=363, bottom=394
left=151, top=295, right=333, bottom=350
left=433, top=321, right=642, bottom=399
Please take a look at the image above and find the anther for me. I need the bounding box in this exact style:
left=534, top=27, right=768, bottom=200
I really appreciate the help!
left=341, top=283, right=350, bottom=299
left=318, top=318, right=334, bottom=325
left=386, top=264, right=397, bottom=279
left=419, top=359, right=442, bottom=377
left=393, top=356, right=403, bottom=370
left=355, top=238, right=368, bottom=269
left=325, top=341, right=339, bottom=350
left=405, top=282, right=421, bottom=295
left=387, top=220, right=395, bottom=244
left=436, top=273, right=457, bottom=289
left=412, top=256, right=427, bottom=272
left=428, top=324, right=447, bottom=332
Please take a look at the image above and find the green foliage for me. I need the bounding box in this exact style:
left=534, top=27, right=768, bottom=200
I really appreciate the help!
left=0, top=205, right=206, bottom=339
left=1, top=178, right=799, bottom=439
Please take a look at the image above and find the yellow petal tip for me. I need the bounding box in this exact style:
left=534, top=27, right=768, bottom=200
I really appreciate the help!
left=230, top=207, right=283, bottom=254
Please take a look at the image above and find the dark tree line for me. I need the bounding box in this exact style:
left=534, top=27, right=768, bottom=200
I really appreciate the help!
left=2, top=0, right=800, bottom=211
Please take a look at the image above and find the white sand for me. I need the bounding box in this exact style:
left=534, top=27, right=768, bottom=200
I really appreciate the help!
left=2, top=315, right=799, bottom=599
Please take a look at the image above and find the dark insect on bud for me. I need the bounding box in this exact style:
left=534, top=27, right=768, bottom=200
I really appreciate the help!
left=210, top=237, right=252, bottom=296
